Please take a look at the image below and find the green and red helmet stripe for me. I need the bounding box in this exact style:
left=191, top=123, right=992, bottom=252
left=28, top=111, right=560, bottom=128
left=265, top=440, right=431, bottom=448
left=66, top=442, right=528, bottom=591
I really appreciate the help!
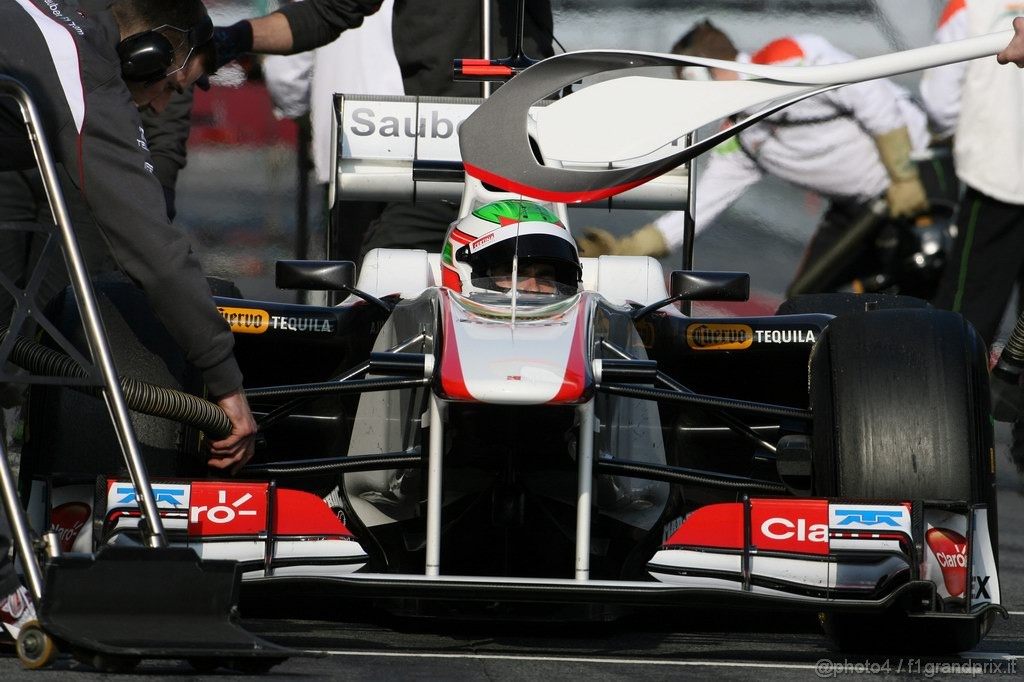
left=472, top=200, right=563, bottom=228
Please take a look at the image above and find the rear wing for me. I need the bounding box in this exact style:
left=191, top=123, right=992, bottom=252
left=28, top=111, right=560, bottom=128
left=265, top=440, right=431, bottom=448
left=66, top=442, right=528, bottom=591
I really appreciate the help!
left=329, top=94, right=692, bottom=212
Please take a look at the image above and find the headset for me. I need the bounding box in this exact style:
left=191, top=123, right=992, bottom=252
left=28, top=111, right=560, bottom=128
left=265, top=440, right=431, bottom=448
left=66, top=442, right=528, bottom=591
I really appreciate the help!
left=117, top=15, right=214, bottom=85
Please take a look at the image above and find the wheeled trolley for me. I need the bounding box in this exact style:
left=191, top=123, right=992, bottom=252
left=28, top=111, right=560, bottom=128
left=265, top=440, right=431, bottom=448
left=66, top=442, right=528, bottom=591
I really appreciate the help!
left=0, top=75, right=295, bottom=673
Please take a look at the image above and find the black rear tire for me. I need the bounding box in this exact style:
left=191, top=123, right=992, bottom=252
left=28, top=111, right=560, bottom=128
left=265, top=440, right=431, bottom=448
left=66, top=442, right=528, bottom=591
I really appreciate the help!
left=810, top=308, right=996, bottom=653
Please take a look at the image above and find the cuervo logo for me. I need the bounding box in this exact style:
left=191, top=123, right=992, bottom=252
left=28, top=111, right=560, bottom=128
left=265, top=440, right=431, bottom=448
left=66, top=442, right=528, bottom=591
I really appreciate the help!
left=219, top=307, right=270, bottom=334
left=686, top=323, right=753, bottom=350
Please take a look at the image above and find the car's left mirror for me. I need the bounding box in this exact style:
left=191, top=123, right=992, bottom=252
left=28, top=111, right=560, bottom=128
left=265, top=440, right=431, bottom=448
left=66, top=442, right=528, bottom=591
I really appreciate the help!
left=276, top=260, right=355, bottom=291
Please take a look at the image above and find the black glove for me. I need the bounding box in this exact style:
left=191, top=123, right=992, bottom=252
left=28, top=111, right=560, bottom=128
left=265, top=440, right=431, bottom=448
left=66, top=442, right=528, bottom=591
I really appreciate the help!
left=212, top=21, right=254, bottom=71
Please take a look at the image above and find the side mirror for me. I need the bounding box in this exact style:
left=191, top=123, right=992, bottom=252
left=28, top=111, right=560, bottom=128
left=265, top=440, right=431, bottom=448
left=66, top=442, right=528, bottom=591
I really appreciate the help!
left=670, top=270, right=750, bottom=301
left=632, top=271, right=751, bottom=321
left=276, top=260, right=355, bottom=291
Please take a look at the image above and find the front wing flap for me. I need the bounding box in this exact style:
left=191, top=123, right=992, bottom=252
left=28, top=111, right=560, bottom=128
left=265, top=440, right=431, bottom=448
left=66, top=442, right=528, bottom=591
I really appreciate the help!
left=96, top=478, right=369, bottom=579
left=649, top=498, right=1000, bottom=615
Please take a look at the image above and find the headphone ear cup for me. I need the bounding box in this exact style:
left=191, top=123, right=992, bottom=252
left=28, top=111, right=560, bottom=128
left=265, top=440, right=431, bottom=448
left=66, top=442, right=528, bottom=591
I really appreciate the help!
left=117, top=30, right=175, bottom=83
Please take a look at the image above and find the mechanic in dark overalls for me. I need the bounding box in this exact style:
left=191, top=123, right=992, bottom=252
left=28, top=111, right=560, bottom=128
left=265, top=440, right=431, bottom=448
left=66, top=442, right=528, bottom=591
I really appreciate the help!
left=577, top=20, right=950, bottom=300
left=0, top=0, right=388, bottom=644
left=0, top=0, right=258, bottom=644
left=0, top=0, right=387, bottom=644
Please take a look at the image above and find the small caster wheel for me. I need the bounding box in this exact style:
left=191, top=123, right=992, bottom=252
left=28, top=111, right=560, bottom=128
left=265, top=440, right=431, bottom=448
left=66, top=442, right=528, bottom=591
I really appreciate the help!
left=16, top=621, right=59, bottom=669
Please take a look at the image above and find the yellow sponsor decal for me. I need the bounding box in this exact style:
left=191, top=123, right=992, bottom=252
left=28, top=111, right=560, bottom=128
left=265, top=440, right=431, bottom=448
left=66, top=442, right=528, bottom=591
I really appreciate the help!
left=686, top=323, right=753, bottom=350
left=219, top=307, right=270, bottom=334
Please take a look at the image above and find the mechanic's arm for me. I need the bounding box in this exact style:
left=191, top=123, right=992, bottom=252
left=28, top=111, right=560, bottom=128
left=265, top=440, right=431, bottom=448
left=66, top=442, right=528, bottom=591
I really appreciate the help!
left=830, top=82, right=928, bottom=218
left=140, top=88, right=194, bottom=220
left=214, top=0, right=382, bottom=64
left=75, top=73, right=256, bottom=470
left=576, top=141, right=761, bottom=258
left=688, top=143, right=762, bottom=240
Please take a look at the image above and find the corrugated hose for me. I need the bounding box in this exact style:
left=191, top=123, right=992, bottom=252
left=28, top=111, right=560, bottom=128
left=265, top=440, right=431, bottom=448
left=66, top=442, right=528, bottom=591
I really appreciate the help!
left=0, top=324, right=231, bottom=439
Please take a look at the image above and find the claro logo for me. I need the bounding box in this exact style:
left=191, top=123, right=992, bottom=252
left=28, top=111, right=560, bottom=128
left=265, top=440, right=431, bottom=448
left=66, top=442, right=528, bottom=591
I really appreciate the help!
left=926, top=527, right=968, bottom=597
left=188, top=483, right=267, bottom=537
left=760, top=517, right=828, bottom=543
left=51, top=501, right=91, bottom=552
left=686, top=324, right=753, bottom=350
left=751, top=499, right=829, bottom=555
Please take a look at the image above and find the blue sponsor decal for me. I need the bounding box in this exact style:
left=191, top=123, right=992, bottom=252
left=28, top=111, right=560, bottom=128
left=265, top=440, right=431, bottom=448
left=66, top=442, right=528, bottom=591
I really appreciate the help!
left=833, top=509, right=905, bottom=527
left=115, top=486, right=186, bottom=507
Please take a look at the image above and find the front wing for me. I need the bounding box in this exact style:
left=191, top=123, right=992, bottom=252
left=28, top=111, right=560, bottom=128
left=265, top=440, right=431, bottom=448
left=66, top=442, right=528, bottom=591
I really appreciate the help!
left=35, top=479, right=1000, bottom=620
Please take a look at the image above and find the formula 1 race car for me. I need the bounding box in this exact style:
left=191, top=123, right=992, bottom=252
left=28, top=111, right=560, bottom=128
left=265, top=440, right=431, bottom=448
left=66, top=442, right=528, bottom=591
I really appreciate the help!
left=15, top=43, right=1003, bottom=656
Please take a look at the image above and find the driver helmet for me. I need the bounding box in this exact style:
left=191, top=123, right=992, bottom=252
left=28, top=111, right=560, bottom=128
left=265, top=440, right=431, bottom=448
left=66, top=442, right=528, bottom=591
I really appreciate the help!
left=441, top=200, right=582, bottom=295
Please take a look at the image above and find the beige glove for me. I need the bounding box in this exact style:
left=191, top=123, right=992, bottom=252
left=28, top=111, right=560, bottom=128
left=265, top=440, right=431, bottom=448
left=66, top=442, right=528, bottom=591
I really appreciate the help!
left=874, top=127, right=929, bottom=219
left=576, top=223, right=670, bottom=259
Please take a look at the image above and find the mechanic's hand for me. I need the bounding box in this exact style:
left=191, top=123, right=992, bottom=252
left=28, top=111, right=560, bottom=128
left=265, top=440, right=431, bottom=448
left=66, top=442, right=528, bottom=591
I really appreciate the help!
left=576, top=223, right=670, bottom=259
left=576, top=227, right=620, bottom=258
left=874, top=127, right=929, bottom=219
left=212, top=21, right=255, bottom=70
left=997, top=17, right=1024, bottom=67
left=885, top=177, right=929, bottom=219
left=207, top=388, right=257, bottom=475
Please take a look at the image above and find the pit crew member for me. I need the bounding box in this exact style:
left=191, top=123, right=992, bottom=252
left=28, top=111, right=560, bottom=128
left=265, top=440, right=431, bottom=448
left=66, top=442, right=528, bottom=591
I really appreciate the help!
left=0, top=0, right=252, bottom=642
left=922, top=0, right=1024, bottom=350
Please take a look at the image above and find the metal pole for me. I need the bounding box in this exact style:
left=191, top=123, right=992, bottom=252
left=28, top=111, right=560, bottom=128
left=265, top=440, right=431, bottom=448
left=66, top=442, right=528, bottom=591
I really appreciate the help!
left=295, top=115, right=312, bottom=304
left=681, top=131, right=696, bottom=316
left=0, top=77, right=168, bottom=548
left=481, top=0, right=492, bottom=99
left=0, top=439, right=43, bottom=601
left=425, top=394, right=444, bottom=576
left=574, top=400, right=594, bottom=580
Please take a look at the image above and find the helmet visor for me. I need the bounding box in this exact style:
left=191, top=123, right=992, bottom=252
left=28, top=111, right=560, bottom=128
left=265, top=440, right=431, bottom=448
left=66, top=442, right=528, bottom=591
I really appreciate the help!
left=461, top=233, right=582, bottom=295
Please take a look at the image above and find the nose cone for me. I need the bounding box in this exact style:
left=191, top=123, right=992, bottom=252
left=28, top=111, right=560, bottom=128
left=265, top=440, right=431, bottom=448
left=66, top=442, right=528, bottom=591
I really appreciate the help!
left=438, top=292, right=591, bottom=404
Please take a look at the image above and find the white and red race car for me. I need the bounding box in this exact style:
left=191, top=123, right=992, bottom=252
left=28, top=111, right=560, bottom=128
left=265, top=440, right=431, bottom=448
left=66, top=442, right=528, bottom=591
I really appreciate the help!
left=21, top=42, right=1003, bottom=655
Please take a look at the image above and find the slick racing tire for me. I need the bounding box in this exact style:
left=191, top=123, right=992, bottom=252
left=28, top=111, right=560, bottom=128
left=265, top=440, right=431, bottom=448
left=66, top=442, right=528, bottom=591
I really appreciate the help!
left=23, top=275, right=238, bottom=482
left=809, top=308, right=997, bottom=654
left=775, top=292, right=929, bottom=317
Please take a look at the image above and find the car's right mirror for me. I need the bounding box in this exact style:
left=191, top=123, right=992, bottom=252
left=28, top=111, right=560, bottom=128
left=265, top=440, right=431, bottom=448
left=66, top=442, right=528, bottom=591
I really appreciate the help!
left=670, top=270, right=750, bottom=302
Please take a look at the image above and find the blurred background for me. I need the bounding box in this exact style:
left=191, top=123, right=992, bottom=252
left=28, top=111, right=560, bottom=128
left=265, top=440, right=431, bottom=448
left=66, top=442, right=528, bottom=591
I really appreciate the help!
left=180, top=0, right=949, bottom=310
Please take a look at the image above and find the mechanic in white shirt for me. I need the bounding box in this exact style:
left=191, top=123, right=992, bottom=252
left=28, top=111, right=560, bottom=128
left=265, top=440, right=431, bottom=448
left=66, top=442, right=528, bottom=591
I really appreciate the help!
left=922, top=0, right=1024, bottom=350
left=576, top=21, right=932, bottom=296
left=263, top=0, right=404, bottom=263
